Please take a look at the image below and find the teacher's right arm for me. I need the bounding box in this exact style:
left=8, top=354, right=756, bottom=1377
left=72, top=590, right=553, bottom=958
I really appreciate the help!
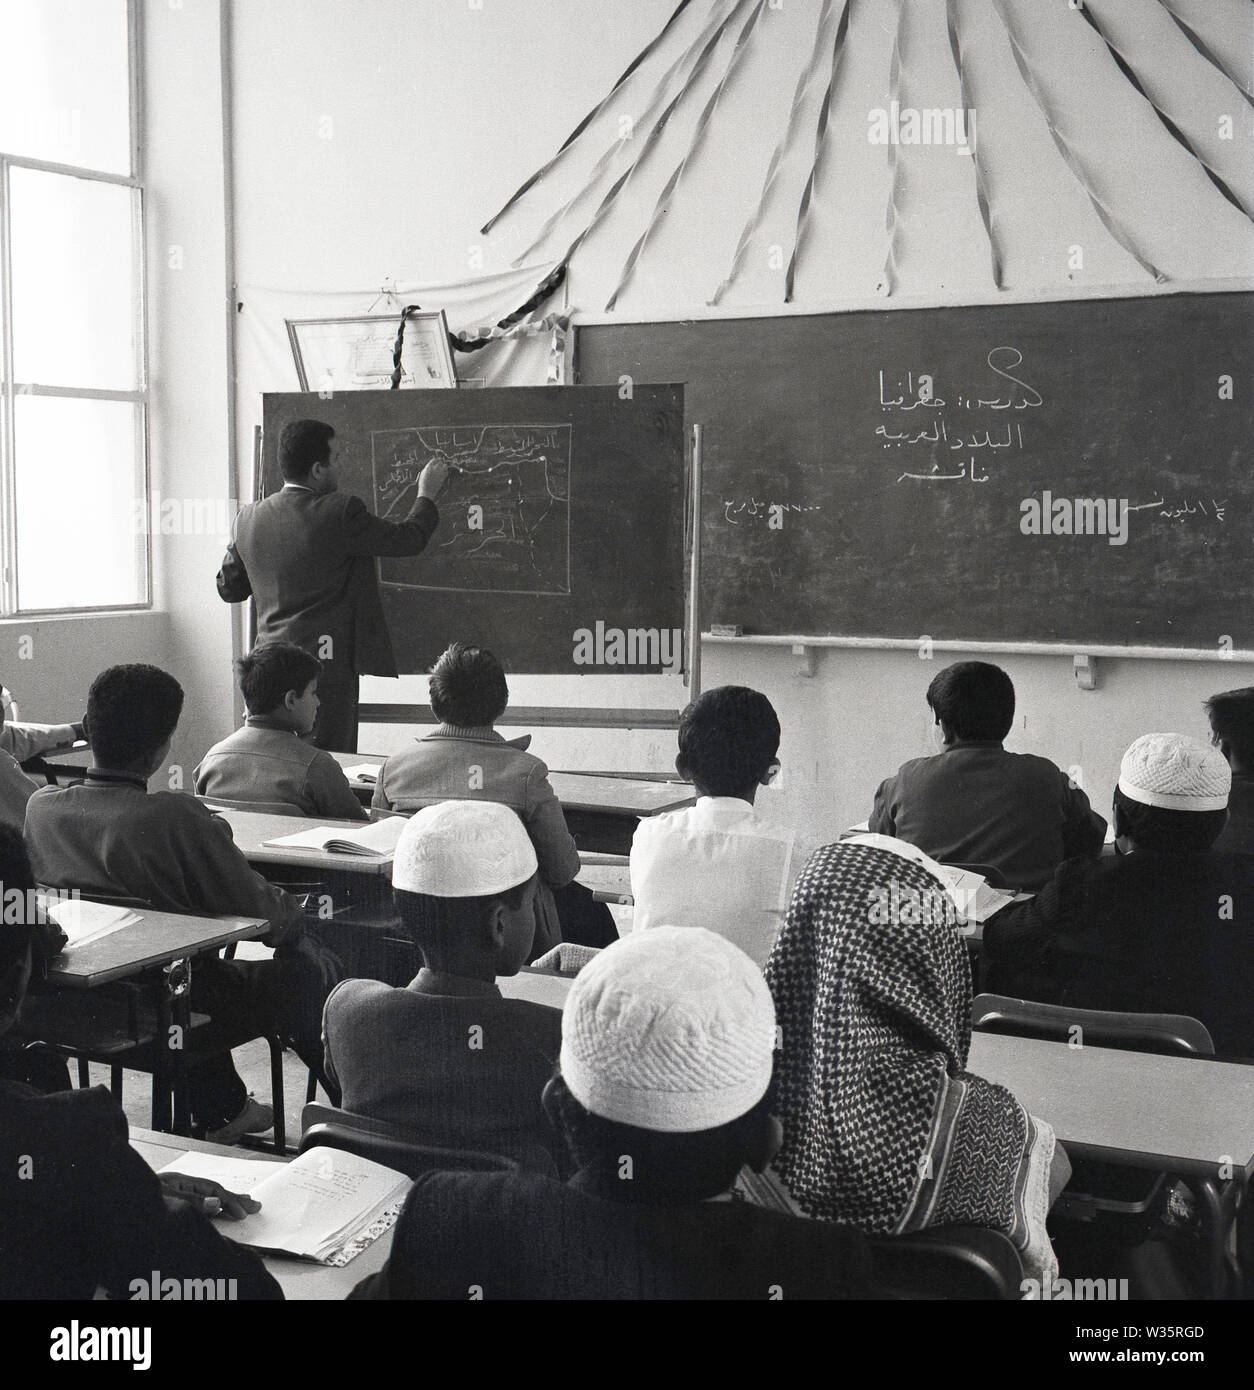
left=343, top=458, right=450, bottom=556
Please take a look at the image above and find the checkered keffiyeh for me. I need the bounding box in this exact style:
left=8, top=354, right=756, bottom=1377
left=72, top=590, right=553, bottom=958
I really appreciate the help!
left=764, top=843, right=1049, bottom=1261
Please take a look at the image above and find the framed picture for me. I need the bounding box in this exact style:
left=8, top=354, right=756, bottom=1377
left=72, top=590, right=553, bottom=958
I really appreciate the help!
left=285, top=310, right=458, bottom=392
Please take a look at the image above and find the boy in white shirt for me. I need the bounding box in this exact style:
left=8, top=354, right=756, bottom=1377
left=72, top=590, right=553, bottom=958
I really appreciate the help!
left=629, top=686, right=797, bottom=968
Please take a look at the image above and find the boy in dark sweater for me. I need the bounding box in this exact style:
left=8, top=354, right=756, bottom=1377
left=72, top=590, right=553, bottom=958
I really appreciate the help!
left=322, top=799, right=563, bottom=1172
left=194, top=641, right=367, bottom=820
left=870, top=661, right=1106, bottom=891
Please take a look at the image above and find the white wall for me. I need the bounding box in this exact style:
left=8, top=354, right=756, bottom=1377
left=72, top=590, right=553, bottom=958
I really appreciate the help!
left=216, top=0, right=1254, bottom=838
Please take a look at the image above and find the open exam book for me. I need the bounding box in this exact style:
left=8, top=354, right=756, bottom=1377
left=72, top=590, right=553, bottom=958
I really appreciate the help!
left=262, top=816, right=408, bottom=857
left=160, top=1148, right=410, bottom=1265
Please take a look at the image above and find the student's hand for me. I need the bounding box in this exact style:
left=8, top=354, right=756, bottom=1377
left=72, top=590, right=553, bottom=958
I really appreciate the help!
left=159, top=1173, right=260, bottom=1221
left=415, top=457, right=450, bottom=502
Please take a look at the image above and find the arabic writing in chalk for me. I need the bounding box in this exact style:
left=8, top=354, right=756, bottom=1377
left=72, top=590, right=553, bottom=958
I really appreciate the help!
left=722, top=499, right=822, bottom=526
left=1128, top=497, right=1229, bottom=523
left=881, top=347, right=1041, bottom=485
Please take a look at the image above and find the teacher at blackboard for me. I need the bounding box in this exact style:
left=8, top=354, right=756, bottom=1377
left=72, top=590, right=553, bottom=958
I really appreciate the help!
left=216, top=418, right=449, bottom=752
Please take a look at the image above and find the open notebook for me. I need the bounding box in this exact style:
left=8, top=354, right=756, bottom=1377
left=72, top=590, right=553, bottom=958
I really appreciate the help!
left=160, top=1149, right=410, bottom=1265
left=43, top=897, right=140, bottom=950
left=262, top=817, right=408, bottom=857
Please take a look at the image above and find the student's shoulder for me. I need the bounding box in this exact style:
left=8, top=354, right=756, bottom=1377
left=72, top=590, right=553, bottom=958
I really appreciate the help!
left=323, top=977, right=400, bottom=1024
left=5, top=1082, right=128, bottom=1157
left=495, top=994, right=563, bottom=1033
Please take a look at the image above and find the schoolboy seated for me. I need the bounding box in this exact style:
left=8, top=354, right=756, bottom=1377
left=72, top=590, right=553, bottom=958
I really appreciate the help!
left=630, top=686, right=799, bottom=968
left=373, top=642, right=607, bottom=953
left=0, top=826, right=280, bottom=1299
left=869, top=661, right=1107, bottom=891
left=351, top=927, right=875, bottom=1300
left=24, top=664, right=340, bottom=1144
left=194, top=642, right=367, bottom=820
left=983, top=734, right=1254, bottom=1056
left=322, top=800, right=564, bottom=1172
left=0, top=681, right=85, bottom=763
left=1205, top=687, right=1254, bottom=857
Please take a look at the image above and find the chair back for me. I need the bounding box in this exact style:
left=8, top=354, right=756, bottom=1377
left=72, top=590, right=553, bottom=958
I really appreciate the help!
left=971, top=993, right=1214, bottom=1056
left=867, top=1225, right=1024, bottom=1300
left=299, top=1103, right=521, bottom=1179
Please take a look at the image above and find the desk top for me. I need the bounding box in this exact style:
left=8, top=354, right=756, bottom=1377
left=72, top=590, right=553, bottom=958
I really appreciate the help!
left=329, top=751, right=693, bottom=818
left=213, top=808, right=395, bottom=877
left=130, top=1127, right=391, bottom=1300
left=968, top=1031, right=1254, bottom=1179
left=47, top=910, right=269, bottom=989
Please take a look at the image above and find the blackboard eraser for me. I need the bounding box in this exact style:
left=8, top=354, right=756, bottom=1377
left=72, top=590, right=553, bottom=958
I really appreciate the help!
left=709, top=624, right=743, bottom=638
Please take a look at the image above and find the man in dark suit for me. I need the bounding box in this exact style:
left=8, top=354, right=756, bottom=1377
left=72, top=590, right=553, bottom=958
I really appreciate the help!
left=217, top=418, right=448, bottom=751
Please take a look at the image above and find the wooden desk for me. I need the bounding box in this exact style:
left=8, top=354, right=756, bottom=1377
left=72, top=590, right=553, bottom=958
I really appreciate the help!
left=331, top=752, right=692, bottom=854
left=968, top=1031, right=1254, bottom=1179
left=46, top=910, right=269, bottom=989
left=213, top=807, right=395, bottom=878
left=27, top=909, right=268, bottom=1134
left=130, top=1127, right=392, bottom=1300
left=499, top=969, right=575, bottom=1010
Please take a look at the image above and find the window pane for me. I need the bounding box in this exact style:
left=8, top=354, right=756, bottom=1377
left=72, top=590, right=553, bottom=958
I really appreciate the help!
left=0, top=0, right=130, bottom=174
left=10, top=167, right=140, bottom=390
left=14, top=394, right=146, bottom=609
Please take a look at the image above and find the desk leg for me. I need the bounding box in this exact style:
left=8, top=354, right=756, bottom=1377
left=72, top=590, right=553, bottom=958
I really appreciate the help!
left=153, top=958, right=193, bottom=1136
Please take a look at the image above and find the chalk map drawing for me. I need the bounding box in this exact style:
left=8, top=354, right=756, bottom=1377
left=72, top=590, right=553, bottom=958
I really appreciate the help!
left=372, top=424, right=572, bottom=595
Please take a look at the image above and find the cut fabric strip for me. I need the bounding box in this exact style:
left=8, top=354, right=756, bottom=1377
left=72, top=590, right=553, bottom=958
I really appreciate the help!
left=513, top=0, right=742, bottom=267
left=945, top=0, right=1003, bottom=289
left=783, top=0, right=854, bottom=302
left=710, top=0, right=839, bottom=305
left=1078, top=2, right=1253, bottom=222
left=606, top=0, right=767, bottom=311
left=991, top=0, right=1167, bottom=284
left=877, top=0, right=908, bottom=298
left=554, top=0, right=759, bottom=273
left=1157, top=0, right=1254, bottom=110
left=481, top=0, right=695, bottom=233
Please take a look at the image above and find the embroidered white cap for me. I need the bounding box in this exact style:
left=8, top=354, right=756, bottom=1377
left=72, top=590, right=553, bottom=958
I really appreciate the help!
left=559, top=926, right=776, bottom=1133
left=1117, top=733, right=1231, bottom=813
left=391, top=800, right=537, bottom=896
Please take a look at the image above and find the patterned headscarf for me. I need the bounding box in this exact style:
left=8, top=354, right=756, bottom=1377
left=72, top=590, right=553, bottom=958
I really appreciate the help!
left=765, top=841, right=1056, bottom=1276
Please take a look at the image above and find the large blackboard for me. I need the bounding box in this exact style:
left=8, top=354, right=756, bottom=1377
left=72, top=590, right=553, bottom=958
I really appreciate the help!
left=577, top=292, right=1253, bottom=650
left=260, top=386, right=686, bottom=674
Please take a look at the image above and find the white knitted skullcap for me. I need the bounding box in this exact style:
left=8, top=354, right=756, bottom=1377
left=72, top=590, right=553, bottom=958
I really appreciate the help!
left=1117, top=733, right=1231, bottom=813
left=391, top=800, right=537, bottom=896
left=559, top=926, right=776, bottom=1133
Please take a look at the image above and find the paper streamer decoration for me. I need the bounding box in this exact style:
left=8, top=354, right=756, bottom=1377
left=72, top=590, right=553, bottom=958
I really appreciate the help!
left=1157, top=0, right=1254, bottom=110
left=784, top=0, right=854, bottom=302
left=945, top=0, right=1003, bottom=289
left=878, top=0, right=908, bottom=298
left=1078, top=3, right=1253, bottom=221
left=710, top=0, right=840, bottom=305
left=481, top=0, right=694, bottom=234
left=549, top=0, right=760, bottom=274
left=991, top=0, right=1167, bottom=285
left=513, top=0, right=739, bottom=268
left=605, top=0, right=767, bottom=310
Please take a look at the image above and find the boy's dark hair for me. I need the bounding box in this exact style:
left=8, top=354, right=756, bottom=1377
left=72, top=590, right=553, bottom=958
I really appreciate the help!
left=279, top=419, right=335, bottom=482
left=393, top=879, right=531, bottom=961
left=428, top=643, right=509, bottom=728
left=87, top=665, right=184, bottom=769
left=0, top=826, right=36, bottom=976
left=926, top=662, right=1015, bottom=742
left=1112, top=787, right=1226, bottom=855
left=1205, top=688, right=1254, bottom=767
left=238, top=642, right=321, bottom=715
left=675, top=686, right=780, bottom=797
left=545, top=1073, right=771, bottom=1202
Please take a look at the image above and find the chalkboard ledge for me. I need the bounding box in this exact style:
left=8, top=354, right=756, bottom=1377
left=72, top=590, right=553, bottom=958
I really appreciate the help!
left=700, top=634, right=1254, bottom=664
